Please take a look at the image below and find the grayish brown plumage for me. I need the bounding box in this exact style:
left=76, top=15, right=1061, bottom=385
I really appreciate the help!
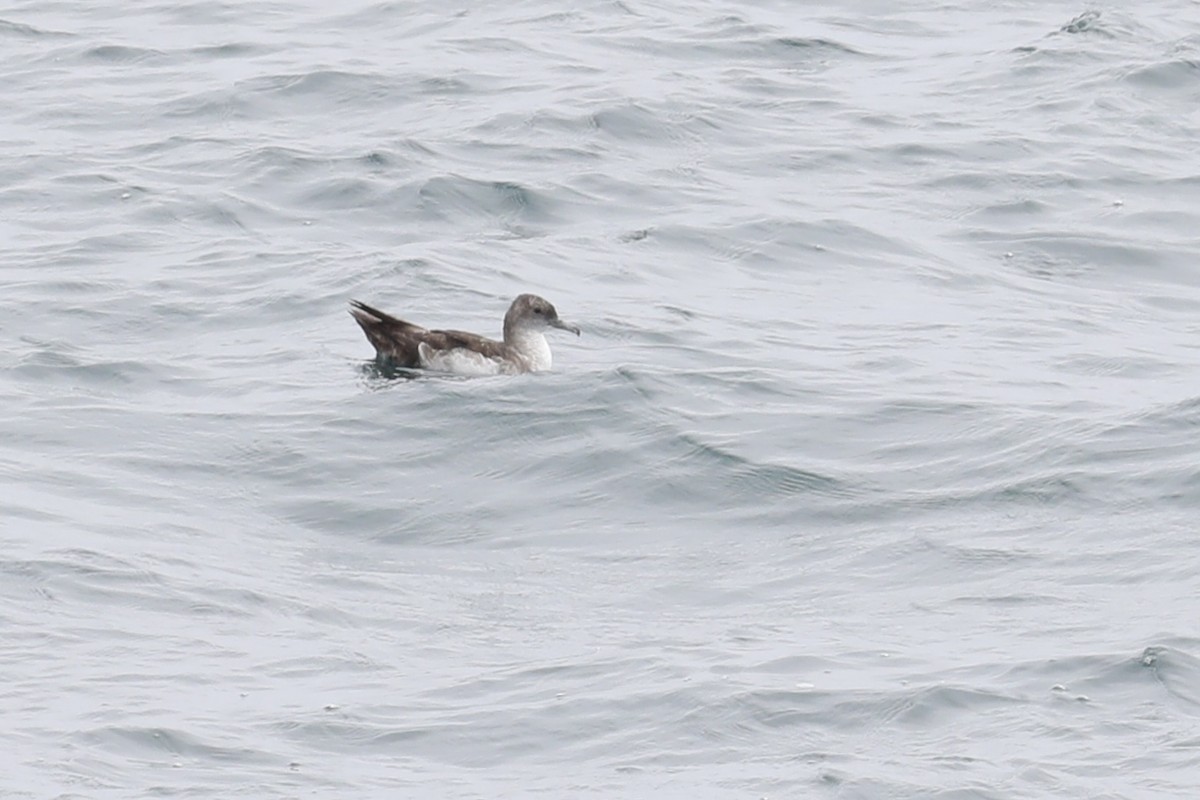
left=348, top=293, right=580, bottom=375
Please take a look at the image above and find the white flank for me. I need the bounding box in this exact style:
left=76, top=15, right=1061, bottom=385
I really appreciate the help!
left=416, top=330, right=553, bottom=376
left=418, top=342, right=510, bottom=376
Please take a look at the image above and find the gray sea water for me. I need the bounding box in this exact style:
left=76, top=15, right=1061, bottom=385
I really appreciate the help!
left=3, top=1, right=1200, bottom=797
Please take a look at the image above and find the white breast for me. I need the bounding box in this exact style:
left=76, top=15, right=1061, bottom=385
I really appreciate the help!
left=509, top=330, right=552, bottom=372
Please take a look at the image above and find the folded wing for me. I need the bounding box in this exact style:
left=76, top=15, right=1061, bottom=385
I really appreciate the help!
left=349, top=301, right=510, bottom=371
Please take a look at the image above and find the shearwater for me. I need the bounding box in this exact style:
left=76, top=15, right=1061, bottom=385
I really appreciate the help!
left=349, top=294, right=580, bottom=376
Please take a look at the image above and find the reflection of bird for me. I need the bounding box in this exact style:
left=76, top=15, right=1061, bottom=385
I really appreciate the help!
left=349, top=294, right=580, bottom=376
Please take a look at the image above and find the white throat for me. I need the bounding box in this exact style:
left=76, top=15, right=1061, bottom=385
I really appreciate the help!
left=508, top=327, right=552, bottom=371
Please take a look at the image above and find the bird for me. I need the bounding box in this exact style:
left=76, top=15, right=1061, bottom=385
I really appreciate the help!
left=348, top=293, right=580, bottom=376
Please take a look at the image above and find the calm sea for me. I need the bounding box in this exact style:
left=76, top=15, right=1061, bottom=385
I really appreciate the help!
left=3, top=1, right=1199, bottom=797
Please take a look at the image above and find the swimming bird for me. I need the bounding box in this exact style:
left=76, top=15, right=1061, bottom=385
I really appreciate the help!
left=348, top=294, right=580, bottom=376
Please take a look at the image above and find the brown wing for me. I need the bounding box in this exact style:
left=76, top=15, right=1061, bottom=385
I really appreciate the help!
left=349, top=302, right=509, bottom=368
left=419, top=329, right=508, bottom=361
left=348, top=300, right=428, bottom=367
